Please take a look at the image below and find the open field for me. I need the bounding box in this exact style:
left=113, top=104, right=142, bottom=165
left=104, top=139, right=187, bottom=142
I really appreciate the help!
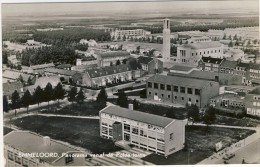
left=39, top=101, right=105, bottom=116
left=11, top=116, right=122, bottom=154
left=142, top=125, right=256, bottom=165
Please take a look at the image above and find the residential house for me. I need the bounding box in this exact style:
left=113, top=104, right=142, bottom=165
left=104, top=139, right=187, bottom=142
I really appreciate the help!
left=96, top=51, right=131, bottom=67
left=44, top=68, right=81, bottom=83
left=2, top=70, right=35, bottom=84
left=56, top=64, right=72, bottom=70
left=27, top=63, right=55, bottom=75
left=219, top=59, right=238, bottom=74
left=245, top=87, right=260, bottom=117
left=210, top=93, right=245, bottom=110
left=137, top=56, right=163, bottom=74
left=198, top=57, right=224, bottom=72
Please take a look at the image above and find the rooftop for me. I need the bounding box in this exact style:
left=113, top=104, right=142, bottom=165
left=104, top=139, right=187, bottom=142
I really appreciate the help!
left=4, top=131, right=81, bottom=164
left=44, top=68, right=78, bottom=76
left=137, top=56, right=153, bottom=64
left=30, top=63, right=55, bottom=70
left=86, top=64, right=131, bottom=78
left=169, top=65, right=196, bottom=72
left=220, top=60, right=238, bottom=68
left=98, top=51, right=130, bottom=58
left=56, top=64, right=72, bottom=69
left=3, top=81, right=23, bottom=95
left=3, top=70, right=34, bottom=81
left=211, top=93, right=245, bottom=102
left=147, top=74, right=218, bottom=88
left=201, top=57, right=224, bottom=64
left=249, top=63, right=260, bottom=70
left=182, top=41, right=222, bottom=50
left=101, top=106, right=175, bottom=128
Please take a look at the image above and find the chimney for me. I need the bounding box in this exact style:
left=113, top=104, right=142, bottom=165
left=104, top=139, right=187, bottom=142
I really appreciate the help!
left=128, top=104, right=133, bottom=110
left=43, top=136, right=51, bottom=146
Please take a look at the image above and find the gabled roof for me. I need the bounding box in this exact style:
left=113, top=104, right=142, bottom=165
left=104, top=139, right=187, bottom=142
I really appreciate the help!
left=86, top=64, right=131, bottom=78
left=250, top=63, right=260, bottom=70
left=101, top=106, right=175, bottom=128
left=147, top=74, right=218, bottom=88
left=3, top=70, right=34, bottom=81
left=137, top=56, right=153, bottom=65
left=219, top=60, right=238, bottom=68
left=98, top=51, right=130, bottom=58
left=3, top=81, right=23, bottom=96
left=169, top=65, right=195, bottom=72
left=4, top=131, right=81, bottom=164
left=182, top=41, right=222, bottom=50
left=201, top=57, right=224, bottom=64
left=44, top=68, right=78, bottom=76
left=56, top=64, right=72, bottom=69
left=30, top=63, right=55, bottom=70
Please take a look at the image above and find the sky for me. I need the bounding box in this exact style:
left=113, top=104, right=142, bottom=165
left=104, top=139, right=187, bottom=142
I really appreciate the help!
left=2, top=0, right=259, bottom=17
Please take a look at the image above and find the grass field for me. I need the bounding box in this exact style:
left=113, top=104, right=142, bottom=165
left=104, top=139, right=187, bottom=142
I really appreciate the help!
left=11, top=116, right=121, bottom=154
left=142, top=125, right=255, bottom=165
left=39, top=101, right=105, bottom=116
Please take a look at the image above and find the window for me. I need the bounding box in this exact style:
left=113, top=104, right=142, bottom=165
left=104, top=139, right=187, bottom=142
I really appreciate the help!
left=160, top=84, right=165, bottom=90
left=173, top=86, right=178, bottom=92
left=155, top=93, right=157, bottom=96
left=161, top=94, right=164, bottom=97
left=200, top=52, right=201, bottom=55
left=189, top=98, right=191, bottom=102
left=196, top=53, right=197, bottom=56
left=182, top=97, right=184, bottom=100
left=215, top=50, right=217, bottom=53
left=187, top=88, right=193, bottom=94
left=7, top=151, right=13, bottom=161
left=65, top=154, right=74, bottom=164
left=148, top=82, right=152, bottom=88
left=175, top=96, right=177, bottom=99
left=149, top=91, right=151, bottom=95
left=253, top=102, right=257, bottom=106
left=204, top=51, right=205, bottom=54
left=196, top=99, right=199, bottom=103
left=180, top=87, right=185, bottom=93
left=167, top=85, right=171, bottom=91
left=208, top=51, right=209, bottom=54
left=154, top=83, right=158, bottom=89
left=124, top=124, right=130, bottom=132
left=132, top=126, right=139, bottom=134
left=168, top=95, right=171, bottom=98
left=195, top=89, right=200, bottom=95
left=170, top=133, right=174, bottom=140
left=192, top=53, right=194, bottom=56
left=22, top=159, right=29, bottom=167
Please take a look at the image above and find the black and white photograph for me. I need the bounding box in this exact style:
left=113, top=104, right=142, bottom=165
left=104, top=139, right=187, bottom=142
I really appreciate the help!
left=1, top=0, right=260, bottom=166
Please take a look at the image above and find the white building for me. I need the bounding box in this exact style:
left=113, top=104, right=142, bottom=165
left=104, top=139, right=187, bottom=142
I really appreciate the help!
left=111, top=29, right=151, bottom=40
left=176, top=41, right=224, bottom=66
left=4, top=131, right=86, bottom=167
left=99, top=105, right=186, bottom=157
left=162, top=18, right=171, bottom=60
left=187, top=36, right=211, bottom=44
left=79, top=39, right=97, bottom=47
left=96, top=51, right=131, bottom=67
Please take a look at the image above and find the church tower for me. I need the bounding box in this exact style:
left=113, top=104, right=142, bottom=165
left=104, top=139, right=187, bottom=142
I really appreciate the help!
left=163, top=18, right=171, bottom=60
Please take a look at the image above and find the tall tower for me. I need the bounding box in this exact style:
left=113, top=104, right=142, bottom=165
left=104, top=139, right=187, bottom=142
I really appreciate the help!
left=163, top=18, right=171, bottom=60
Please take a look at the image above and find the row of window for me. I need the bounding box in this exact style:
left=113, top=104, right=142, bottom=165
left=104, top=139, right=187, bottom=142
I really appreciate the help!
left=247, top=108, right=260, bottom=116
left=149, top=92, right=199, bottom=103
left=148, top=83, right=201, bottom=95
left=191, top=49, right=221, bottom=56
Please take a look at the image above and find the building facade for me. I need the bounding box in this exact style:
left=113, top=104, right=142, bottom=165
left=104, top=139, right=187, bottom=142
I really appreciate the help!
left=96, top=51, right=131, bottom=67
left=146, top=74, right=220, bottom=108
left=198, top=57, right=224, bottom=72
left=245, top=87, right=260, bottom=117
left=99, top=105, right=186, bottom=157
left=137, top=56, right=163, bottom=74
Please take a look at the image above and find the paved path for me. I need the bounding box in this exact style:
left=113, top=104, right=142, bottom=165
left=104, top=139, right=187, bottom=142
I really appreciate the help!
left=36, top=113, right=100, bottom=119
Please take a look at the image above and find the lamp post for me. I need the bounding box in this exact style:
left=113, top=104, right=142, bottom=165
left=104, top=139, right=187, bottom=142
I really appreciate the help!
left=188, top=149, right=194, bottom=165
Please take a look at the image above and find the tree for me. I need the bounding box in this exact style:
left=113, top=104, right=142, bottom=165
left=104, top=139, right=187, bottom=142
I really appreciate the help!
left=33, top=86, right=44, bottom=112
left=203, top=106, right=216, bottom=131
left=116, top=59, right=121, bottom=66
left=11, top=90, right=20, bottom=116
left=117, top=91, right=128, bottom=108
left=54, top=83, right=66, bottom=106
left=228, top=41, right=233, bottom=47
left=123, top=35, right=126, bottom=41
left=233, top=34, right=238, bottom=40
left=2, top=50, right=8, bottom=64
left=3, top=95, right=9, bottom=113
left=21, top=90, right=32, bottom=114
left=17, top=64, right=22, bottom=70
left=166, top=107, right=176, bottom=119
left=68, top=86, right=78, bottom=105
left=140, top=89, right=147, bottom=98
left=110, top=62, right=113, bottom=66
left=136, top=46, right=140, bottom=54
left=133, top=99, right=139, bottom=110
left=179, top=40, right=183, bottom=45
left=187, top=104, right=200, bottom=124
left=228, top=35, right=232, bottom=40
left=96, top=87, right=107, bottom=102
left=43, top=83, right=53, bottom=111
left=253, top=39, right=258, bottom=44
left=76, top=88, right=85, bottom=107
left=122, top=59, right=127, bottom=64
left=223, top=34, right=226, bottom=40
left=27, top=76, right=33, bottom=85
left=18, top=75, right=24, bottom=84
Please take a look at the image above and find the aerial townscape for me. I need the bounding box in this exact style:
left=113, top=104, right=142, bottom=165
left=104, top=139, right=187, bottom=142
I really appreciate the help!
left=1, top=1, right=260, bottom=166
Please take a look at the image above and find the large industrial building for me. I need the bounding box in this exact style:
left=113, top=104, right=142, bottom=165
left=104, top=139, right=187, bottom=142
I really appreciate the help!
left=146, top=74, right=220, bottom=108
left=99, top=105, right=186, bottom=157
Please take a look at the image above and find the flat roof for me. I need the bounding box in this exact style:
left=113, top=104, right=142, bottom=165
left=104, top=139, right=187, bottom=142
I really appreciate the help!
left=4, top=131, right=81, bottom=164
left=101, top=106, right=175, bottom=128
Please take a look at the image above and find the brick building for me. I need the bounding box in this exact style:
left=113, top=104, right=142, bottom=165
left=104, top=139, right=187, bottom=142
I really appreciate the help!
left=198, top=57, right=224, bottom=72
left=137, top=56, right=163, bottom=74
left=146, top=74, right=220, bottom=108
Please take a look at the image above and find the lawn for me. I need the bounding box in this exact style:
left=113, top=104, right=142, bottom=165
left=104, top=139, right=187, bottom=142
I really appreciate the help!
left=39, top=101, right=105, bottom=116
left=142, top=125, right=255, bottom=165
left=11, top=116, right=122, bottom=154
left=214, top=115, right=259, bottom=127
left=3, top=127, right=13, bottom=136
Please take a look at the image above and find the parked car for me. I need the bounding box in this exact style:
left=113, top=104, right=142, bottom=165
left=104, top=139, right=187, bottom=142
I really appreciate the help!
left=223, top=153, right=235, bottom=160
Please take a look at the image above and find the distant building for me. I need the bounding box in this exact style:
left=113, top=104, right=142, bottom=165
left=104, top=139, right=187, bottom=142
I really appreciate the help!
left=198, top=57, right=224, bottom=72
left=79, top=39, right=97, bottom=47
left=82, top=64, right=135, bottom=87
left=56, top=64, right=72, bottom=70
left=2, top=70, right=35, bottom=84
left=176, top=41, right=224, bottom=66
left=96, top=51, right=131, bottom=67
left=210, top=93, right=245, bottom=110
left=187, top=36, right=211, bottom=44
left=146, top=74, right=220, bottom=108
left=4, top=131, right=86, bottom=167
left=76, top=56, right=97, bottom=66
left=245, top=87, right=260, bottom=117
left=219, top=59, right=238, bottom=74
left=36, top=28, right=64, bottom=31
left=26, top=39, right=41, bottom=46
left=137, top=56, right=163, bottom=74
left=8, top=55, right=20, bottom=66
left=27, top=63, right=55, bottom=75
left=71, top=64, right=98, bottom=72
left=111, top=29, right=151, bottom=40
left=44, top=68, right=81, bottom=83
left=249, top=63, right=260, bottom=86
left=99, top=105, right=185, bottom=156
left=3, top=81, right=24, bottom=100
